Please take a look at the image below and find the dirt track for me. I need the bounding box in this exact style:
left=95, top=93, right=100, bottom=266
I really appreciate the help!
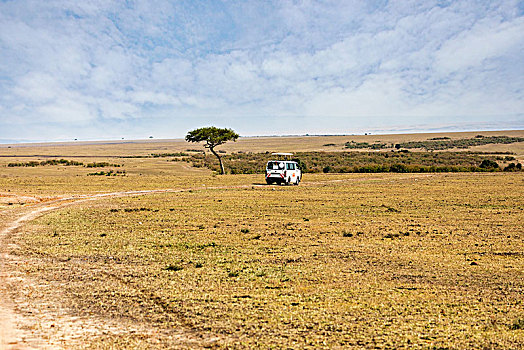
left=0, top=188, right=192, bottom=349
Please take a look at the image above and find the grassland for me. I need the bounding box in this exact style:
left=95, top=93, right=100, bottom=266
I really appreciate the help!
left=0, top=131, right=523, bottom=349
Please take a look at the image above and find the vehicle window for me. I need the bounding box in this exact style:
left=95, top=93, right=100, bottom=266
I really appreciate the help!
left=267, top=162, right=280, bottom=170
left=286, top=163, right=295, bottom=170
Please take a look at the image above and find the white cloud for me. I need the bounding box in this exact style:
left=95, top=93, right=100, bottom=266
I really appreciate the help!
left=304, top=74, right=407, bottom=117
left=0, top=0, right=523, bottom=140
left=13, top=73, right=60, bottom=103
left=435, top=16, right=524, bottom=73
left=96, top=98, right=139, bottom=120
left=151, top=58, right=194, bottom=89
left=37, top=99, right=94, bottom=123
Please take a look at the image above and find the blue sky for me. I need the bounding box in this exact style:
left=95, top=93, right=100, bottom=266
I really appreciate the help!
left=0, top=0, right=523, bottom=142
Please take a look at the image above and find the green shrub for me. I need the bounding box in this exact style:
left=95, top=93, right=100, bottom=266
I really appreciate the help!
left=85, top=162, right=120, bottom=168
left=8, top=159, right=84, bottom=167
left=164, top=264, right=183, bottom=271
left=509, top=319, right=524, bottom=330
left=504, top=163, right=523, bottom=171
left=479, top=159, right=499, bottom=169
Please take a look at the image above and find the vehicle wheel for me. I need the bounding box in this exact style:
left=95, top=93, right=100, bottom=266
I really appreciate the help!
left=285, top=178, right=290, bottom=186
left=266, top=179, right=273, bottom=185
left=295, top=177, right=300, bottom=185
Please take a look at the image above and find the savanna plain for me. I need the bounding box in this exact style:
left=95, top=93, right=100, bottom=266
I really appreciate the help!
left=0, top=131, right=523, bottom=349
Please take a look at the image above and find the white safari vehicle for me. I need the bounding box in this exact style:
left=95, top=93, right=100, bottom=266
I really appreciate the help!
left=265, top=154, right=301, bottom=185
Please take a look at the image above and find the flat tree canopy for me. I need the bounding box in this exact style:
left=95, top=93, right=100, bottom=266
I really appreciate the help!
left=185, top=126, right=239, bottom=174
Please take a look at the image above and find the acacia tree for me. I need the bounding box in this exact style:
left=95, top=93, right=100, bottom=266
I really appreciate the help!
left=185, top=127, right=239, bottom=174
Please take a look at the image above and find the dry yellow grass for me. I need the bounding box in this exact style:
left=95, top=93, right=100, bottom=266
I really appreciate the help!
left=8, top=173, right=524, bottom=349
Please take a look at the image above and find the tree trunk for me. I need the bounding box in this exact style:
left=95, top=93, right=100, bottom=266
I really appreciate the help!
left=209, top=147, right=225, bottom=174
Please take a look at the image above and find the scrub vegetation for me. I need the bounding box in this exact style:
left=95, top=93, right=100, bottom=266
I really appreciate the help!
left=174, top=151, right=521, bottom=174
left=7, top=158, right=84, bottom=167
left=7, top=159, right=121, bottom=168
left=345, top=135, right=524, bottom=151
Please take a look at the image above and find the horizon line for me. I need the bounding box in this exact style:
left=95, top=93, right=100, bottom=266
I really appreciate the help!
left=1, top=128, right=523, bottom=146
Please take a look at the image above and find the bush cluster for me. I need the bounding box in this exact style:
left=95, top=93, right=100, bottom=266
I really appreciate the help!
left=344, top=136, right=524, bottom=151
left=87, top=170, right=126, bottom=176
left=122, top=152, right=201, bottom=159
left=85, top=162, right=121, bottom=168
left=345, top=141, right=387, bottom=149
left=151, top=152, right=190, bottom=157
left=8, top=159, right=83, bottom=167
left=8, top=159, right=121, bottom=168
left=504, top=163, right=522, bottom=171
left=174, top=151, right=522, bottom=174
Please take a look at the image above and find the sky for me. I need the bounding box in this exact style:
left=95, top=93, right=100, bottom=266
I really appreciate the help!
left=0, top=0, right=523, bottom=142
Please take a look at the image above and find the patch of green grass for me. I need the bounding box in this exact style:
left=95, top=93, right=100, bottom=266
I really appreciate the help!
left=163, top=264, right=183, bottom=272
left=510, top=319, right=524, bottom=330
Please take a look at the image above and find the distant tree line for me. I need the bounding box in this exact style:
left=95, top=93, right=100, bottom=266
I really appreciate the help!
left=7, top=159, right=120, bottom=167
left=345, top=135, right=524, bottom=151
left=87, top=170, right=126, bottom=176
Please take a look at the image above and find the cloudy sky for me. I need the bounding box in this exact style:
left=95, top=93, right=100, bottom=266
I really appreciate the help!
left=1, top=0, right=523, bottom=142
